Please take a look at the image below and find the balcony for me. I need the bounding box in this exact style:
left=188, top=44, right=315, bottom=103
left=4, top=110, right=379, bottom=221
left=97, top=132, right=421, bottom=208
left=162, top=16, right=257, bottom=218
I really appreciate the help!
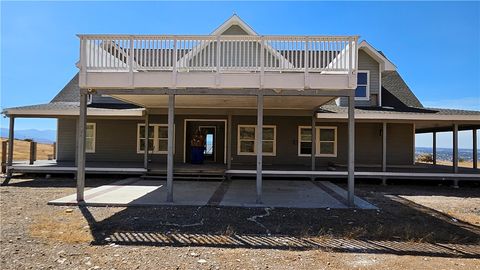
left=78, top=35, right=358, bottom=91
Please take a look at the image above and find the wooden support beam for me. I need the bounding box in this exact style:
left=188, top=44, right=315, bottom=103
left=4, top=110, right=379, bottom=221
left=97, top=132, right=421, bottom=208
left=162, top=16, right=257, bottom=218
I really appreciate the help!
left=29, top=141, right=37, bottom=165
left=76, top=91, right=87, bottom=202
left=227, top=113, right=232, bottom=170
left=3, top=117, right=15, bottom=185
left=143, top=112, right=150, bottom=170
left=347, top=94, right=355, bottom=207
left=53, top=142, right=56, bottom=160
left=473, top=129, right=478, bottom=169
left=311, top=114, right=316, bottom=171
left=453, top=124, right=459, bottom=174
left=432, top=131, right=437, bottom=166
left=256, top=92, right=264, bottom=204
left=166, top=94, right=175, bottom=202
left=382, top=122, right=387, bottom=172
left=1, top=141, right=7, bottom=174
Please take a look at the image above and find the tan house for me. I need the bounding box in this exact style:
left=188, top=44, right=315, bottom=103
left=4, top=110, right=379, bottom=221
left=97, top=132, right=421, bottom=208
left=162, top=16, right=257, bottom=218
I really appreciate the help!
left=3, top=15, right=479, bottom=206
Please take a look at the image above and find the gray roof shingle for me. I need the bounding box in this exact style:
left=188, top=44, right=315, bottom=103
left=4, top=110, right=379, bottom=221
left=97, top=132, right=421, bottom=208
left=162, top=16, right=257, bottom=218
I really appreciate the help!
left=381, top=71, right=423, bottom=108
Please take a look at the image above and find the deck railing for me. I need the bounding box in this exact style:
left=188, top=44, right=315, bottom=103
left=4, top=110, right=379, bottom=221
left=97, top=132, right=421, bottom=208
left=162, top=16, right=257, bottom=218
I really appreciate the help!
left=79, top=35, right=358, bottom=74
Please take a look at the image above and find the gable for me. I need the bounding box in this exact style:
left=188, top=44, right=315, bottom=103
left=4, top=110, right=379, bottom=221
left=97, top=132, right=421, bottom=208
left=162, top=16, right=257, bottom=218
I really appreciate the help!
left=221, top=25, right=250, bottom=35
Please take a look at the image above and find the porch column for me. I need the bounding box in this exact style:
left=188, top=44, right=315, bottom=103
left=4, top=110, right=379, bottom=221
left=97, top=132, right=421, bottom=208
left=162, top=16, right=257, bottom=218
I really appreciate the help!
left=382, top=122, right=387, bottom=172
left=166, top=94, right=175, bottom=202
left=347, top=94, right=355, bottom=207
left=432, top=131, right=437, bottom=166
left=2, top=116, right=15, bottom=185
left=143, top=111, right=150, bottom=170
left=76, top=90, right=88, bottom=202
left=227, top=113, right=232, bottom=170
left=256, top=92, right=264, bottom=204
left=453, top=124, right=458, bottom=174
left=311, top=114, right=316, bottom=171
left=381, top=122, right=387, bottom=186
left=473, top=129, right=478, bottom=169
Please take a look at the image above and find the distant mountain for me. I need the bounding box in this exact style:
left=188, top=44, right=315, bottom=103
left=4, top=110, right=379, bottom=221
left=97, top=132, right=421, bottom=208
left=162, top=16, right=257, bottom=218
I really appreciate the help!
left=0, top=128, right=56, bottom=144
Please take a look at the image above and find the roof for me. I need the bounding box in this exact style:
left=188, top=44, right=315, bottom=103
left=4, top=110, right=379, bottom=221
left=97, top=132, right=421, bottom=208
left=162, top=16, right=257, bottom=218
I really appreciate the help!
left=316, top=104, right=480, bottom=121
left=382, top=71, right=423, bottom=108
left=3, top=102, right=144, bottom=117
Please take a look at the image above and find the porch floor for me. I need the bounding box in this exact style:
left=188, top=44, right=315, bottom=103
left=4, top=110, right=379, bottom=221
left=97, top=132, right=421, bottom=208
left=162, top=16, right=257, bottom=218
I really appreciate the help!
left=9, top=160, right=480, bottom=181
left=48, top=178, right=376, bottom=209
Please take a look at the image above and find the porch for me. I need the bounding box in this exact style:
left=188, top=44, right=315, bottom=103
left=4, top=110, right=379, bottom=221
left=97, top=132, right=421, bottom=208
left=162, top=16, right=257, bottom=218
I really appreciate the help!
left=8, top=160, right=479, bottom=181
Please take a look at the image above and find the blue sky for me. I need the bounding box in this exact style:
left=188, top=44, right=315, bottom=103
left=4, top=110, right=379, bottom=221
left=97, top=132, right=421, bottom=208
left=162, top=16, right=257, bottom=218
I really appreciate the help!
left=1, top=1, right=479, bottom=148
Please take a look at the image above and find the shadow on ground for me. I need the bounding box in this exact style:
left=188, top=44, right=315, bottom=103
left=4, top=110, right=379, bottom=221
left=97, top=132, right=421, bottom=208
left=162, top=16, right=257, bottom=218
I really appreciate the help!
left=79, top=183, right=480, bottom=259
left=7, top=176, right=480, bottom=258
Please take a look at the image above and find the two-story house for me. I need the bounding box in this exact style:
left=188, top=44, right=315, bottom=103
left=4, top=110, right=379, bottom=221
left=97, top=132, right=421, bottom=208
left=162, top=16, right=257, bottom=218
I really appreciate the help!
left=3, top=15, right=479, bottom=206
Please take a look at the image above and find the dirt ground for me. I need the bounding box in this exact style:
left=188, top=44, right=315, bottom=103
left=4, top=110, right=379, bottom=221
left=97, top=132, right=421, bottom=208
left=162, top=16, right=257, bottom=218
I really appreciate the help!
left=0, top=138, right=55, bottom=161
left=1, top=176, right=479, bottom=269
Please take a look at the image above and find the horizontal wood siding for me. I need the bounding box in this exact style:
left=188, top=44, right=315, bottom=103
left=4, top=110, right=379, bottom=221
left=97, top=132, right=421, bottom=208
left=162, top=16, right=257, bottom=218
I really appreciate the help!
left=56, top=116, right=413, bottom=166
left=340, top=50, right=380, bottom=107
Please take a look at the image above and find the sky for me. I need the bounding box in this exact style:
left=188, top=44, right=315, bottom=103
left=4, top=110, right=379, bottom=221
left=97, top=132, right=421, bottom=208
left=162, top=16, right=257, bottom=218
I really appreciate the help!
left=1, top=1, right=479, bottom=148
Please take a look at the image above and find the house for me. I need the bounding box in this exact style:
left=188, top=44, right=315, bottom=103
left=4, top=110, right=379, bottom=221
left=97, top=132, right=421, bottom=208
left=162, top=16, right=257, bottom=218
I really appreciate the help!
left=3, top=15, right=479, bottom=206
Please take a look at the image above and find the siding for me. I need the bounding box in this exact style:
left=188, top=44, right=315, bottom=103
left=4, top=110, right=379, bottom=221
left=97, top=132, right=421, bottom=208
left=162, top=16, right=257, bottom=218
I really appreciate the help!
left=57, top=116, right=414, bottom=167
left=340, top=50, right=380, bottom=107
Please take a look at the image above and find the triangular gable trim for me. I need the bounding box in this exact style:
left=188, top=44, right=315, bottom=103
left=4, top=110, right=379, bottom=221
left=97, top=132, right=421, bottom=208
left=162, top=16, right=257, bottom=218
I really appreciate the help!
left=211, top=14, right=258, bottom=36
left=359, top=40, right=396, bottom=71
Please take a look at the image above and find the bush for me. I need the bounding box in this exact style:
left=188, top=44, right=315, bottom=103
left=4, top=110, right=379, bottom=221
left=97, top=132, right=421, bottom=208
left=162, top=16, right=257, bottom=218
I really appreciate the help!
left=416, top=153, right=433, bottom=163
left=23, top=138, right=34, bottom=142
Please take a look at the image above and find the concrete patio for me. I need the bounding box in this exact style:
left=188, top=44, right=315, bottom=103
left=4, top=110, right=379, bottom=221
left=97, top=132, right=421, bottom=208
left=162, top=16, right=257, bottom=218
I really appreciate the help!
left=48, top=178, right=376, bottom=209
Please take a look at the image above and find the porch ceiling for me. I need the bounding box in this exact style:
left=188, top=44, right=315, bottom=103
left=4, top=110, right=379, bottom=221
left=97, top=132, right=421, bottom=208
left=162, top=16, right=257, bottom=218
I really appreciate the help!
left=110, top=94, right=334, bottom=110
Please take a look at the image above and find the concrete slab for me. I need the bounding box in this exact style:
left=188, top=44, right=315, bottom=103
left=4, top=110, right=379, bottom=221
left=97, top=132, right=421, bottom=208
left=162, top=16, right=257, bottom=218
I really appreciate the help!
left=49, top=178, right=376, bottom=209
left=49, top=178, right=221, bottom=207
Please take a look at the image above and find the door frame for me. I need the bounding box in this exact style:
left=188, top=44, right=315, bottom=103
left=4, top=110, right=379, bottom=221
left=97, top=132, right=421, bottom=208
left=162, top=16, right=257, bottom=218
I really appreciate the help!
left=199, top=125, right=217, bottom=162
left=183, top=119, right=227, bottom=164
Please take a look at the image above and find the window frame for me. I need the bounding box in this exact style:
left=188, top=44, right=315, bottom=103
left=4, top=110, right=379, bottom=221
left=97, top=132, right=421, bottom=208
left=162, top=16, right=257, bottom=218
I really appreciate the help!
left=355, top=70, right=370, bottom=101
left=237, top=125, right=276, bottom=156
left=297, top=126, right=337, bottom=157
left=136, top=124, right=173, bottom=154
left=85, top=123, right=96, bottom=153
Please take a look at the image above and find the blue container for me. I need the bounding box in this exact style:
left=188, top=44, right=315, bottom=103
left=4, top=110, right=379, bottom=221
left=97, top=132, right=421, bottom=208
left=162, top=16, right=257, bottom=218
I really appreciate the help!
left=191, top=146, right=205, bottom=164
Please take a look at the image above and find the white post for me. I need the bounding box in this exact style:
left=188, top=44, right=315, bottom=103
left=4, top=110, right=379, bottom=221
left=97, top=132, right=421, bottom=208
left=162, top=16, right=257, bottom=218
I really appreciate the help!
left=453, top=124, right=459, bottom=174
left=144, top=111, right=150, bottom=170
left=473, top=129, right=478, bottom=169
left=166, top=94, right=175, bottom=202
left=76, top=90, right=87, bottom=202
left=347, top=94, right=355, bottom=207
left=256, top=92, right=264, bottom=204
left=432, top=131, right=437, bottom=166
left=3, top=117, right=15, bottom=185
left=311, top=114, right=316, bottom=171
left=382, top=122, right=387, bottom=172
left=227, top=113, right=232, bottom=170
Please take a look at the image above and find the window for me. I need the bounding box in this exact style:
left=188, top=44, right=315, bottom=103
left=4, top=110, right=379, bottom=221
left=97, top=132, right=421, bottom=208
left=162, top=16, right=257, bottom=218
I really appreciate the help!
left=298, top=126, right=337, bottom=157
left=237, top=125, right=276, bottom=156
left=137, top=124, right=172, bottom=154
left=86, top=123, right=96, bottom=153
left=355, top=71, right=369, bottom=100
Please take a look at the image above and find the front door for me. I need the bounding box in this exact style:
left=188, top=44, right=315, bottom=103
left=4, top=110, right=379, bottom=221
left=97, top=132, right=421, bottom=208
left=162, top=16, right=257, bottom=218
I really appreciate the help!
left=199, top=126, right=216, bottom=162
left=185, top=120, right=225, bottom=164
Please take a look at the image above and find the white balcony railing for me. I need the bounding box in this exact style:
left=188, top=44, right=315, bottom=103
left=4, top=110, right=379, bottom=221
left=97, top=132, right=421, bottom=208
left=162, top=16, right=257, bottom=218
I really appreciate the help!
left=79, top=35, right=358, bottom=74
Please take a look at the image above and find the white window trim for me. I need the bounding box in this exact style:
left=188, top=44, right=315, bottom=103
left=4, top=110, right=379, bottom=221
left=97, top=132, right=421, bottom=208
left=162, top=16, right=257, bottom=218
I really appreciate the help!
left=136, top=124, right=174, bottom=154
left=86, top=123, right=96, bottom=153
left=237, top=125, right=276, bottom=156
left=355, top=70, right=370, bottom=101
left=297, top=126, right=337, bottom=157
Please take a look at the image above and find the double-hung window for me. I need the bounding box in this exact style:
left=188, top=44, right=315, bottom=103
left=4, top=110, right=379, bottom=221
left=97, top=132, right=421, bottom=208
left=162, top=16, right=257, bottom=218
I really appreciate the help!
left=237, top=125, right=276, bottom=156
left=86, top=123, right=96, bottom=153
left=137, top=124, right=171, bottom=154
left=298, top=126, right=337, bottom=157
left=355, top=71, right=369, bottom=100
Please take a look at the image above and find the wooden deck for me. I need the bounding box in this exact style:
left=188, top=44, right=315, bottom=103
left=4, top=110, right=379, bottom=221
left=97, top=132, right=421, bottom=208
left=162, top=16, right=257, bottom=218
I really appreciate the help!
left=6, top=160, right=479, bottom=181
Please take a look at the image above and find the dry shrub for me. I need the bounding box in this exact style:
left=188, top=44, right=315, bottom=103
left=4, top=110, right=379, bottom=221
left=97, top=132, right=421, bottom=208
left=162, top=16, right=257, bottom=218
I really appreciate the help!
left=29, top=209, right=93, bottom=244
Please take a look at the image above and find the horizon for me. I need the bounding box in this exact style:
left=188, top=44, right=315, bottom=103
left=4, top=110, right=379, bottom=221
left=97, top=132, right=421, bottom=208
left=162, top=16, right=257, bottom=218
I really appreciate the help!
left=1, top=1, right=479, bottom=148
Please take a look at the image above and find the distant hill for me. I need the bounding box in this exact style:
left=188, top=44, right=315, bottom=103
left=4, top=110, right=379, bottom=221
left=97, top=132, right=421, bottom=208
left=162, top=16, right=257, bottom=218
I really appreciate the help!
left=0, top=128, right=56, bottom=144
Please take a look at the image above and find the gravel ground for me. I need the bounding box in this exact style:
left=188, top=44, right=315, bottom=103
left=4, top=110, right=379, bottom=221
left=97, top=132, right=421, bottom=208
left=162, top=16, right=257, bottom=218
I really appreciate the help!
left=1, top=176, right=479, bottom=269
